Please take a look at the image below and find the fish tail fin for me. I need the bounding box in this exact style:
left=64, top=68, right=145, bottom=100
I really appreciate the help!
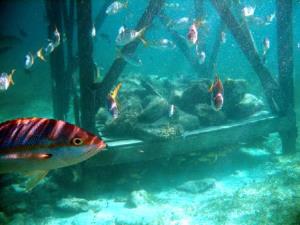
left=137, top=26, right=148, bottom=44
left=8, top=69, right=16, bottom=85
left=37, top=48, right=46, bottom=62
left=195, top=19, right=206, bottom=28
left=136, top=27, right=148, bottom=46
left=124, top=1, right=128, bottom=8
left=139, top=37, right=148, bottom=47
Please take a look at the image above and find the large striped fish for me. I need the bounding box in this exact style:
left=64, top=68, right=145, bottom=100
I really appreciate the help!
left=0, top=118, right=106, bottom=191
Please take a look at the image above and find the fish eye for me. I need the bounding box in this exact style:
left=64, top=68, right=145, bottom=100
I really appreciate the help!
left=72, top=138, right=84, bottom=146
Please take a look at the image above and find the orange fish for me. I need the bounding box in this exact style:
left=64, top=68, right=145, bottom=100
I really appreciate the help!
left=0, top=118, right=106, bottom=191
left=107, top=83, right=122, bottom=119
left=208, top=75, right=224, bottom=111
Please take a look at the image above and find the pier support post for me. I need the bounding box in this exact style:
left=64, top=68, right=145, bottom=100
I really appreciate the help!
left=45, top=0, right=69, bottom=121
left=95, top=0, right=114, bottom=31
left=77, top=0, right=96, bottom=133
left=276, top=0, right=297, bottom=153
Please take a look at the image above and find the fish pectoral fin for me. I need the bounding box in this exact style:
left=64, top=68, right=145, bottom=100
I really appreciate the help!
left=25, top=170, right=48, bottom=192
left=208, top=83, right=214, bottom=93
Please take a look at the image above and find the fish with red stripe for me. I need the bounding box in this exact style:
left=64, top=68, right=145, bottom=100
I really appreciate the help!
left=0, top=118, right=106, bottom=191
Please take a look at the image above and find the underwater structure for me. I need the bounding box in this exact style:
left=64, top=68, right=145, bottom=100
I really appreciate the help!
left=44, top=0, right=297, bottom=166
left=1, top=0, right=300, bottom=224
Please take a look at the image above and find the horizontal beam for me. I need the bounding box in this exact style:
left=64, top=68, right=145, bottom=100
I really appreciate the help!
left=85, top=115, right=292, bottom=167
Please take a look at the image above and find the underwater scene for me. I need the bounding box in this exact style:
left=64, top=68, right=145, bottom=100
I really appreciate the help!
left=0, top=0, right=300, bottom=224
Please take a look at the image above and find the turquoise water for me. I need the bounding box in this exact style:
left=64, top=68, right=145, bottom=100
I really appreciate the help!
left=0, top=0, right=300, bottom=224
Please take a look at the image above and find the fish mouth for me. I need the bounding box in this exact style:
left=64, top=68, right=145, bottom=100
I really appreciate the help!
left=97, top=141, right=107, bottom=150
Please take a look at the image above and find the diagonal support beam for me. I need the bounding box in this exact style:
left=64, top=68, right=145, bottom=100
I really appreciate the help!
left=210, top=0, right=283, bottom=114
left=159, top=12, right=203, bottom=77
left=93, top=0, right=165, bottom=106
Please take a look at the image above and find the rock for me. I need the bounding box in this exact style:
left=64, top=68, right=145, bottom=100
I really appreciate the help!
left=125, top=190, right=153, bottom=208
left=178, top=80, right=211, bottom=113
left=223, top=78, right=248, bottom=117
left=174, top=109, right=200, bottom=131
left=195, top=104, right=226, bottom=126
left=176, top=178, right=216, bottom=194
left=138, top=96, right=169, bottom=123
left=56, top=197, right=89, bottom=213
left=96, top=107, right=110, bottom=128
left=122, top=96, right=143, bottom=115
left=235, top=93, right=265, bottom=119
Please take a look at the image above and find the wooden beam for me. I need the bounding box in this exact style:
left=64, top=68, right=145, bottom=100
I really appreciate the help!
left=45, top=0, right=68, bottom=120
left=210, top=0, right=284, bottom=114
left=276, top=0, right=297, bottom=153
left=86, top=116, right=292, bottom=166
left=208, top=21, right=225, bottom=78
left=95, top=0, right=114, bottom=31
left=194, top=0, right=208, bottom=77
left=77, top=0, right=96, bottom=133
left=93, top=0, right=165, bottom=106
left=159, top=12, right=204, bottom=77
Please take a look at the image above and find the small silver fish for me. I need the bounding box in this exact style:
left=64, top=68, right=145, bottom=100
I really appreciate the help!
left=198, top=51, right=206, bottom=64
left=44, top=42, right=55, bottom=56
left=167, top=17, right=190, bottom=30
left=263, top=37, right=270, bottom=55
left=0, top=69, right=16, bottom=91
left=53, top=27, right=61, bottom=48
left=91, top=24, right=96, bottom=38
left=24, top=52, right=34, bottom=70
left=169, top=104, right=175, bottom=118
left=106, top=1, right=128, bottom=15
left=116, top=26, right=147, bottom=46
left=149, top=38, right=176, bottom=50
left=164, top=2, right=180, bottom=9
left=221, top=31, right=226, bottom=44
left=242, top=6, right=255, bottom=17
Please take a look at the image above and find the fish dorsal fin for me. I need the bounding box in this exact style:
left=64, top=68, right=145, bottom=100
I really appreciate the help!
left=111, top=83, right=122, bottom=100
left=25, top=170, right=48, bottom=192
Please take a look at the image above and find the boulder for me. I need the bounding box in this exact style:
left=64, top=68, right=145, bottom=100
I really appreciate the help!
left=138, top=96, right=169, bottom=123
left=174, top=109, right=200, bottom=131
left=178, top=80, right=211, bottom=113
left=235, top=93, right=265, bottom=119
left=223, top=78, right=248, bottom=117
left=195, top=104, right=226, bottom=126
left=176, top=178, right=216, bottom=194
